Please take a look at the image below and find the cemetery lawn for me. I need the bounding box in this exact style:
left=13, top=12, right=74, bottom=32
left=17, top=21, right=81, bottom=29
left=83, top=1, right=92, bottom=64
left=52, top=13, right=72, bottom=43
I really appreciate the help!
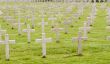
left=0, top=2, right=110, bottom=64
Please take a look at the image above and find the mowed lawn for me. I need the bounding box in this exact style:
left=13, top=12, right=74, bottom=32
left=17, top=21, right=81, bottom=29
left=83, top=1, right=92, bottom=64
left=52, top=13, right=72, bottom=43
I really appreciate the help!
left=0, top=2, right=110, bottom=64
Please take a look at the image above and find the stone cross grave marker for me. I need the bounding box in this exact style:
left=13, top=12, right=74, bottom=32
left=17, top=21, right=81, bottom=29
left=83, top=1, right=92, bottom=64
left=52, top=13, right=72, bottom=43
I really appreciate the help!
left=72, top=31, right=83, bottom=56
left=31, top=15, right=35, bottom=29
left=87, top=16, right=93, bottom=26
left=5, top=17, right=17, bottom=29
left=79, top=23, right=91, bottom=40
left=0, top=34, right=15, bottom=61
left=3, top=16, right=14, bottom=25
left=66, top=7, right=72, bottom=13
left=78, top=6, right=84, bottom=16
left=36, top=17, right=52, bottom=58
left=36, top=33, right=52, bottom=58
left=39, top=17, right=48, bottom=33
left=10, top=19, right=18, bottom=29
left=63, top=20, right=72, bottom=34
left=23, top=24, right=35, bottom=43
left=52, top=26, right=63, bottom=43
left=92, top=4, right=97, bottom=16
left=48, top=17, right=57, bottom=28
left=73, top=13, right=80, bottom=22
left=14, top=18, right=24, bottom=35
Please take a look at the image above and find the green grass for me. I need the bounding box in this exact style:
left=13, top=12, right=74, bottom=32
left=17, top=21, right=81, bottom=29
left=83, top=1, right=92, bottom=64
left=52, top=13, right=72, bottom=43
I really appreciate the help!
left=0, top=2, right=110, bottom=64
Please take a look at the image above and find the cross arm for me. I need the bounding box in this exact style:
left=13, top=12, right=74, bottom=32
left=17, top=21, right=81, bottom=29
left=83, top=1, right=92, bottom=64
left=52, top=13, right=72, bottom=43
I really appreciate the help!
left=36, top=39, right=42, bottom=43
left=9, top=40, right=16, bottom=44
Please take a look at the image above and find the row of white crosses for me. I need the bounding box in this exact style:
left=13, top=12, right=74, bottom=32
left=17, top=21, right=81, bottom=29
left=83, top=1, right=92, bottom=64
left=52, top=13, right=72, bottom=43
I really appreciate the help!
left=0, top=1, right=97, bottom=58
left=0, top=25, right=15, bottom=61
left=36, top=13, right=52, bottom=58
left=81, top=3, right=97, bottom=39
left=71, top=18, right=92, bottom=55
left=79, top=4, right=97, bottom=40
left=71, top=3, right=97, bottom=55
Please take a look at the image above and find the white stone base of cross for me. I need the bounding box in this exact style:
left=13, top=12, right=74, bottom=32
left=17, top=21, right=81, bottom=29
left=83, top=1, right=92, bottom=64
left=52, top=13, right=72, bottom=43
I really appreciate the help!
left=36, top=33, right=52, bottom=58
left=0, top=34, right=15, bottom=61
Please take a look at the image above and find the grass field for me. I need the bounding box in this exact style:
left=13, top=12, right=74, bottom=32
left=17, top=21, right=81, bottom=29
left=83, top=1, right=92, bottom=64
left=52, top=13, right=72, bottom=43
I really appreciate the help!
left=0, top=2, right=110, bottom=64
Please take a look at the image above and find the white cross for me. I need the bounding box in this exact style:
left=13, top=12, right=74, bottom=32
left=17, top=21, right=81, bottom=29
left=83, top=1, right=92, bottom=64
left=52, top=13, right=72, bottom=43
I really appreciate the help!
left=31, top=15, right=35, bottom=29
left=0, top=34, right=15, bottom=61
left=72, top=31, right=84, bottom=55
left=79, top=23, right=91, bottom=40
left=48, top=17, right=57, bottom=28
left=73, top=13, right=80, bottom=22
left=63, top=21, right=71, bottom=34
left=14, top=18, right=24, bottom=35
left=23, top=24, right=35, bottom=43
left=87, top=16, right=93, bottom=26
left=36, top=33, right=52, bottom=58
left=39, top=18, right=48, bottom=33
left=36, top=16, right=52, bottom=58
left=52, top=27, right=63, bottom=42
